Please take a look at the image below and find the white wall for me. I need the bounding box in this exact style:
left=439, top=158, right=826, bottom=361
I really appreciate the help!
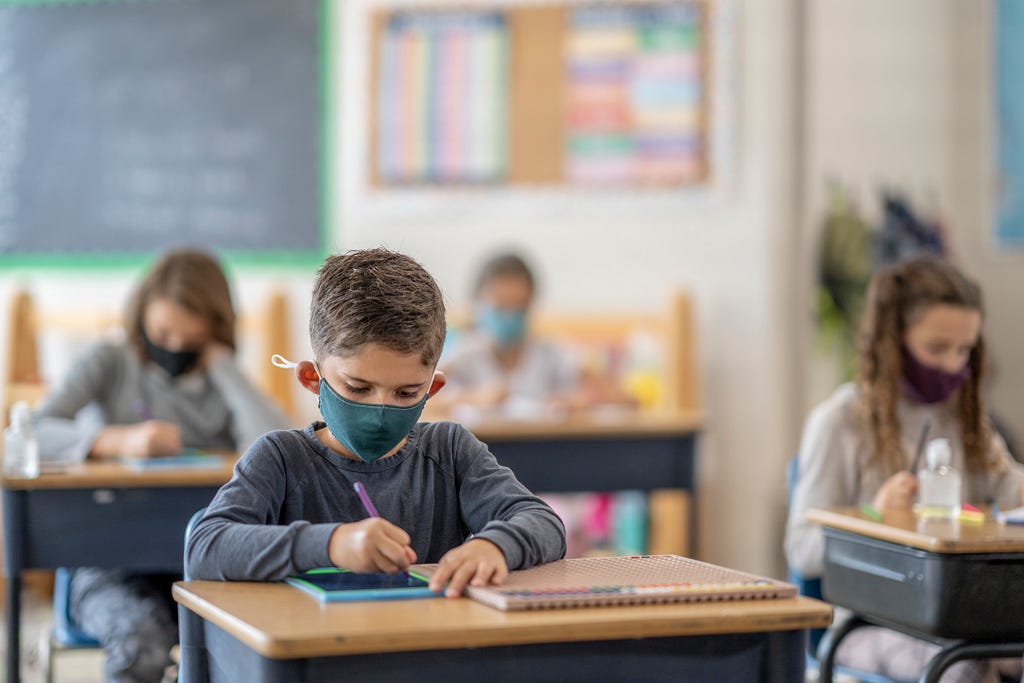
left=0, top=0, right=803, bottom=577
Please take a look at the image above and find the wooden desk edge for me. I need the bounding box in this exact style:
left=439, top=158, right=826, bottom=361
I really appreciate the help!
left=173, top=582, right=831, bottom=660
left=806, top=507, right=1024, bottom=553
left=1, top=456, right=238, bottom=490
left=464, top=410, right=706, bottom=441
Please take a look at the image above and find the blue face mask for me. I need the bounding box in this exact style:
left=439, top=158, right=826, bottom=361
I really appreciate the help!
left=317, top=378, right=429, bottom=463
left=478, top=306, right=527, bottom=347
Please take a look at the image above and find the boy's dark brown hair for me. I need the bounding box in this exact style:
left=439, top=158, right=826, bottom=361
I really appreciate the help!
left=856, top=255, right=993, bottom=476
left=125, top=248, right=236, bottom=357
left=310, top=248, right=446, bottom=366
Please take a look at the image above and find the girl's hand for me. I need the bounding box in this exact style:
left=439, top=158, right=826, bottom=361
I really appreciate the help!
left=872, top=471, right=919, bottom=510
left=328, top=518, right=417, bottom=574
left=93, top=421, right=183, bottom=459
left=428, top=538, right=508, bottom=598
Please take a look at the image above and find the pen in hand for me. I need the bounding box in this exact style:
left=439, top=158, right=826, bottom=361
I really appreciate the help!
left=353, top=481, right=380, bottom=518
left=352, top=481, right=415, bottom=576
left=909, top=420, right=931, bottom=473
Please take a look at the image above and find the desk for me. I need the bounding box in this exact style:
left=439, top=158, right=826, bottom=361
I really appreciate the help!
left=467, top=410, right=703, bottom=556
left=808, top=507, right=1024, bottom=683
left=1, top=457, right=237, bottom=683
left=173, top=580, right=830, bottom=683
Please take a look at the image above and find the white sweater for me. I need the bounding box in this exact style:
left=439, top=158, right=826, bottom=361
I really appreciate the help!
left=785, top=382, right=1024, bottom=576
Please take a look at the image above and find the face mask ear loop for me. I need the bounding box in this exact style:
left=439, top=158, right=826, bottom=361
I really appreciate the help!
left=271, top=354, right=298, bottom=369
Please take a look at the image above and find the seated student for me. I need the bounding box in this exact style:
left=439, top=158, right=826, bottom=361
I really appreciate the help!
left=185, top=248, right=566, bottom=598
left=437, top=251, right=623, bottom=419
left=34, top=248, right=291, bottom=683
left=785, top=255, right=1024, bottom=683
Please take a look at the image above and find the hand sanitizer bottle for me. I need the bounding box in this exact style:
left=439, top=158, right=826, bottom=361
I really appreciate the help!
left=4, top=401, right=40, bottom=479
left=915, top=438, right=960, bottom=519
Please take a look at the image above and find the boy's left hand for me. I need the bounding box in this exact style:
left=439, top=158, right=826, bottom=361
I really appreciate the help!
left=428, top=538, right=508, bottom=598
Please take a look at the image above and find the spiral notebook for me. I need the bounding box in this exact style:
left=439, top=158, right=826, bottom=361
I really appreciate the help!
left=417, top=555, right=796, bottom=612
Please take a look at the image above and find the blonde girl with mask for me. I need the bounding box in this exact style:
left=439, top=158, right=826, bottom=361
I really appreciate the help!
left=785, top=255, right=1024, bottom=683
left=33, top=248, right=290, bottom=683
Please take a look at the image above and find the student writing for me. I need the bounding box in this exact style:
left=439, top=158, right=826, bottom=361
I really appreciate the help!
left=185, top=248, right=566, bottom=598
left=785, top=255, right=1024, bottom=683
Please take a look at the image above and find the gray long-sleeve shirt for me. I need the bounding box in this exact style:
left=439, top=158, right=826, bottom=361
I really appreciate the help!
left=34, top=341, right=292, bottom=462
left=185, top=421, right=567, bottom=581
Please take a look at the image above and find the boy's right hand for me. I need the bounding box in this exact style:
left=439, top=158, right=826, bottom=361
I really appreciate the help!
left=328, top=519, right=417, bottom=574
left=872, top=471, right=918, bottom=510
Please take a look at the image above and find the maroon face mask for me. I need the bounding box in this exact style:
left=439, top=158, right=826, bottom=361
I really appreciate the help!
left=900, top=346, right=971, bottom=404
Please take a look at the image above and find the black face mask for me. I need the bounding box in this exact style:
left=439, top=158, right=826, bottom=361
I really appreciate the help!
left=142, top=334, right=200, bottom=378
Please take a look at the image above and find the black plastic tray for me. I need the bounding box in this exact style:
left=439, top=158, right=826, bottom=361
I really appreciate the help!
left=822, top=527, right=1024, bottom=640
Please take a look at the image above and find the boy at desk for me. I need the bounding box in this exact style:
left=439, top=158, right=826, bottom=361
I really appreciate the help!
left=186, top=248, right=566, bottom=597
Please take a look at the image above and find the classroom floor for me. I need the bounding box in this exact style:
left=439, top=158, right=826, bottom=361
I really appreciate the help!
left=0, top=587, right=105, bottom=683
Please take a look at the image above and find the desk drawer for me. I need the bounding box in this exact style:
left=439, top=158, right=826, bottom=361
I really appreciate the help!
left=822, top=528, right=1024, bottom=640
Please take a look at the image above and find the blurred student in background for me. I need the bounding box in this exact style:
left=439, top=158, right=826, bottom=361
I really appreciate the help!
left=786, top=255, right=1024, bottom=683
left=34, top=248, right=291, bottom=683
left=436, top=252, right=582, bottom=419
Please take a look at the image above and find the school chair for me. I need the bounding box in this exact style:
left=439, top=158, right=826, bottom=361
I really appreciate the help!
left=785, top=456, right=895, bottom=683
left=40, top=568, right=102, bottom=683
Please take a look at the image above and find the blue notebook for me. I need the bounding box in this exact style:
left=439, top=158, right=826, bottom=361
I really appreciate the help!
left=285, top=567, right=439, bottom=602
left=120, top=449, right=223, bottom=471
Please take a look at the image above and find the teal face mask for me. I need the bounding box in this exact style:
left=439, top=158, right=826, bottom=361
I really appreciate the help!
left=478, top=306, right=527, bottom=347
left=318, top=378, right=429, bottom=463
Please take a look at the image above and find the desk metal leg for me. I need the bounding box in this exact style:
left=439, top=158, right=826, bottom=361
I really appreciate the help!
left=6, top=573, right=20, bottom=683
left=920, top=641, right=1024, bottom=683
left=817, top=613, right=872, bottom=683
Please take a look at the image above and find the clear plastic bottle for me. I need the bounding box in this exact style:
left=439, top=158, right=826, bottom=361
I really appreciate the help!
left=4, top=401, right=40, bottom=478
left=915, top=438, right=961, bottom=519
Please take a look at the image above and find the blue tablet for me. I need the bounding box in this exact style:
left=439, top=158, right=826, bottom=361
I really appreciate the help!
left=285, top=568, right=440, bottom=602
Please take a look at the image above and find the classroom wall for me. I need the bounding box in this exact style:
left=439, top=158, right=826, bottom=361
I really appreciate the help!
left=0, top=0, right=803, bottom=578
left=338, top=0, right=803, bottom=577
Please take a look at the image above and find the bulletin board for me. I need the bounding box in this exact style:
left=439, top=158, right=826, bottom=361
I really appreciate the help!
left=368, top=1, right=709, bottom=188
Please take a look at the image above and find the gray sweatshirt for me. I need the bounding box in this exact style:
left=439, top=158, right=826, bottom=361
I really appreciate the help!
left=34, top=341, right=292, bottom=461
left=785, top=382, right=1024, bottom=577
left=185, top=421, right=567, bottom=581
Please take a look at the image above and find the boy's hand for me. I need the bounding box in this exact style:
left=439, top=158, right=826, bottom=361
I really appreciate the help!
left=328, top=518, right=417, bottom=574
left=428, top=538, right=508, bottom=598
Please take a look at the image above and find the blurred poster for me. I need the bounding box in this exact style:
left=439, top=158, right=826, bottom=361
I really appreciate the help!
left=565, top=3, right=705, bottom=186
left=996, top=0, right=1024, bottom=247
left=377, top=11, right=507, bottom=184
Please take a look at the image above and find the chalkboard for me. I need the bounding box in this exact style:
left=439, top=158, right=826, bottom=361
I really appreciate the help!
left=0, top=0, right=324, bottom=265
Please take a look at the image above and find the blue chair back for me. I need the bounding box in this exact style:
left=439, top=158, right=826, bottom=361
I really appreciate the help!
left=784, top=457, right=826, bottom=654
left=52, top=567, right=100, bottom=647
left=183, top=507, right=206, bottom=581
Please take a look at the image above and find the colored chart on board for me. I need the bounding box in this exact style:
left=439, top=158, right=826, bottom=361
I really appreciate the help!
left=565, top=3, right=705, bottom=186
left=376, top=11, right=508, bottom=184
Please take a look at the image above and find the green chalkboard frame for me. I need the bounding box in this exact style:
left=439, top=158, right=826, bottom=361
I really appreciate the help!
left=0, top=0, right=334, bottom=271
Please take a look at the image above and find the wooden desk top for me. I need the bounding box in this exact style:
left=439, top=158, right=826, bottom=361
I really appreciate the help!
left=456, top=409, right=705, bottom=441
left=173, top=580, right=831, bottom=660
left=807, top=507, right=1024, bottom=553
left=0, top=454, right=238, bottom=490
